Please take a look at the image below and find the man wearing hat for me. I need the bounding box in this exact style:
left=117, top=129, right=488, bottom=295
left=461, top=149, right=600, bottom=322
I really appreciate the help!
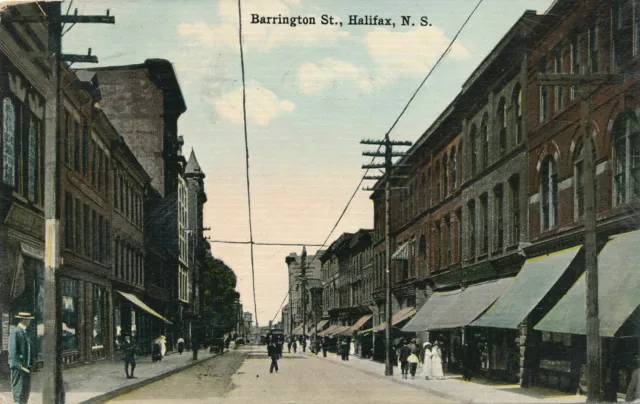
left=9, top=312, right=34, bottom=404
left=121, top=332, right=137, bottom=379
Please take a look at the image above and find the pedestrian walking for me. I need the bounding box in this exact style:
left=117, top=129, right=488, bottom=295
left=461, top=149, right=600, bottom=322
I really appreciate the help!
left=159, top=335, right=167, bottom=358
left=152, top=336, right=162, bottom=362
left=302, top=336, right=307, bottom=353
left=462, top=341, right=473, bottom=381
left=431, top=341, right=445, bottom=380
left=267, top=341, right=279, bottom=374
left=292, top=339, right=297, bottom=353
left=177, top=336, right=185, bottom=355
left=287, top=338, right=292, bottom=353
left=340, top=338, right=349, bottom=361
left=9, top=312, right=34, bottom=404
left=422, top=341, right=433, bottom=380
left=399, top=340, right=411, bottom=379
left=349, top=338, right=355, bottom=358
left=122, top=332, right=137, bottom=379
left=322, top=337, right=328, bottom=357
left=626, top=355, right=640, bottom=402
left=408, top=352, right=420, bottom=379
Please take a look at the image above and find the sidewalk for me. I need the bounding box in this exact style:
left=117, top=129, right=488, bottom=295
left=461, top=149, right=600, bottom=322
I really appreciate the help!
left=0, top=349, right=222, bottom=404
left=313, top=351, right=589, bottom=404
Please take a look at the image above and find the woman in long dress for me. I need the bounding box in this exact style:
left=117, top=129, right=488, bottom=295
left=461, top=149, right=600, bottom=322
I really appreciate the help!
left=431, top=341, right=445, bottom=380
left=422, top=342, right=433, bottom=380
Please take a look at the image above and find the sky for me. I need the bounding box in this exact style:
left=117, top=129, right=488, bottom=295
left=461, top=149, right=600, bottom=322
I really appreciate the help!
left=57, top=0, right=556, bottom=327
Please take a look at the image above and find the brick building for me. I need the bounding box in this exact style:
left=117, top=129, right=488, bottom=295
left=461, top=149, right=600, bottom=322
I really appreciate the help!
left=285, top=249, right=323, bottom=337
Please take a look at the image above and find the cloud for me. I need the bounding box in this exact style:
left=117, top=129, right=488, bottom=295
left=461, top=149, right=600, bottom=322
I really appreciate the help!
left=214, top=80, right=295, bottom=126
left=299, top=58, right=381, bottom=94
left=365, top=27, right=470, bottom=77
left=178, top=0, right=348, bottom=51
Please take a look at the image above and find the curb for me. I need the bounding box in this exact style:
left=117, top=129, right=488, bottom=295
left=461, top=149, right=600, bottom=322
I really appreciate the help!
left=79, top=351, right=224, bottom=404
left=312, top=354, right=471, bottom=404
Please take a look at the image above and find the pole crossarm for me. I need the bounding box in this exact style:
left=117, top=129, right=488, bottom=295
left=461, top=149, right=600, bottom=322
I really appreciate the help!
left=362, top=151, right=408, bottom=157
left=363, top=176, right=383, bottom=180
left=61, top=54, right=98, bottom=63
left=362, top=164, right=386, bottom=169
left=537, top=73, right=625, bottom=86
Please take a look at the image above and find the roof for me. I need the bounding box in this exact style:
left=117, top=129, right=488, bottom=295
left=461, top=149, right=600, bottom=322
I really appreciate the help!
left=185, top=149, right=204, bottom=177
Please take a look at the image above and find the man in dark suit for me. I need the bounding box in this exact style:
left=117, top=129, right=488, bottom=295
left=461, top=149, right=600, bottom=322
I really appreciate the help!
left=122, top=332, right=137, bottom=379
left=9, top=312, right=34, bottom=404
left=267, top=341, right=279, bottom=373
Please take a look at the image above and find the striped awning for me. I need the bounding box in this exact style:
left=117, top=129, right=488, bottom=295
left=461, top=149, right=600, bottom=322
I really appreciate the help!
left=391, top=241, right=411, bottom=261
left=316, top=319, right=329, bottom=331
left=317, top=324, right=338, bottom=337
left=330, top=325, right=351, bottom=337
left=373, top=307, right=416, bottom=332
left=348, top=315, right=373, bottom=333
left=117, top=291, right=172, bottom=324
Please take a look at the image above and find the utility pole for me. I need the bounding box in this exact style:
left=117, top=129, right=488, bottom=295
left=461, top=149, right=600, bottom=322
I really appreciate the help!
left=361, top=135, right=411, bottom=376
left=2, top=4, right=114, bottom=403
left=538, top=68, right=624, bottom=402
left=301, top=246, right=307, bottom=351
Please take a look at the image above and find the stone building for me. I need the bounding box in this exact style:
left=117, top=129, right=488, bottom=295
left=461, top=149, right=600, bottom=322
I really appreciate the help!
left=285, top=249, right=324, bottom=336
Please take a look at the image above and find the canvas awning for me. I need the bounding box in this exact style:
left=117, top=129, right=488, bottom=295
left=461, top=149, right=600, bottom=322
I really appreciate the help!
left=291, top=325, right=303, bottom=335
left=117, top=291, right=172, bottom=324
left=391, top=242, right=411, bottom=260
left=471, top=246, right=582, bottom=329
left=316, top=319, right=329, bottom=331
left=402, top=278, right=513, bottom=332
left=348, top=315, right=373, bottom=333
left=373, top=307, right=416, bottom=332
left=330, top=325, right=352, bottom=337
left=535, top=231, right=640, bottom=337
left=317, top=324, right=338, bottom=337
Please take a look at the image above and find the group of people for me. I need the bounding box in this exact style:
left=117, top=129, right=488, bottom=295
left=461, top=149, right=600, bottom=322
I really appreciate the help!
left=152, top=335, right=168, bottom=362
left=395, top=339, right=445, bottom=380
left=286, top=336, right=307, bottom=353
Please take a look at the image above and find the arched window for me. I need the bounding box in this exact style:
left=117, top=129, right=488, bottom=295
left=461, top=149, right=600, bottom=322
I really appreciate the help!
left=418, top=235, right=426, bottom=261
left=540, top=155, right=558, bottom=230
left=2, top=97, right=16, bottom=186
left=443, top=155, right=449, bottom=197
left=451, top=147, right=457, bottom=189
left=481, top=114, right=489, bottom=169
left=574, top=140, right=585, bottom=218
left=435, top=160, right=441, bottom=201
left=498, top=97, right=507, bottom=155
left=613, top=112, right=640, bottom=204
left=513, top=84, right=523, bottom=144
left=470, top=124, right=478, bottom=176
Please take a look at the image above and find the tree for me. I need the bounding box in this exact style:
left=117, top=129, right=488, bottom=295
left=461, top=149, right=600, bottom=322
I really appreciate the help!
left=200, top=255, right=240, bottom=339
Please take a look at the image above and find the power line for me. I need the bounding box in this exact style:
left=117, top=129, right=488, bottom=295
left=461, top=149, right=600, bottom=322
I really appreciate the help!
left=269, top=0, right=486, bottom=323
left=237, top=0, right=259, bottom=329
left=207, top=240, right=326, bottom=247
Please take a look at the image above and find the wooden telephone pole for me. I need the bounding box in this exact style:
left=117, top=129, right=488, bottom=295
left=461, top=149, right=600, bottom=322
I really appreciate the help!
left=361, top=135, right=411, bottom=376
left=301, top=246, right=307, bottom=350
left=538, top=70, right=624, bottom=402
left=2, top=3, right=114, bottom=403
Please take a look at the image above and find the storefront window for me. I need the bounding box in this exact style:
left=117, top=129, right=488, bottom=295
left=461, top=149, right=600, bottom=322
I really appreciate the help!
left=61, top=277, right=79, bottom=350
left=92, top=285, right=106, bottom=347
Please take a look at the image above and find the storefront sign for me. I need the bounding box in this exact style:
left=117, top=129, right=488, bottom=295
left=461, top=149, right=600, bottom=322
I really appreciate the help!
left=2, top=313, right=10, bottom=352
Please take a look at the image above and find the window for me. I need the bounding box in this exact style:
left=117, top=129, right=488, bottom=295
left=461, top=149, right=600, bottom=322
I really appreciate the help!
left=426, top=168, right=431, bottom=207
left=91, top=139, right=97, bottom=186
left=443, top=155, right=448, bottom=197
left=420, top=173, right=426, bottom=211
left=611, top=0, right=637, bottom=69
left=570, top=35, right=584, bottom=99
left=409, top=182, right=415, bottom=218
left=510, top=176, right=520, bottom=245
left=513, top=85, right=523, bottom=145
left=588, top=25, right=598, bottom=73
left=574, top=141, right=585, bottom=218
left=613, top=112, right=640, bottom=204
left=28, top=116, right=40, bottom=202
left=494, top=186, right=504, bottom=251
left=75, top=198, right=81, bottom=252
left=497, top=98, right=507, bottom=155
left=92, top=210, right=98, bottom=260
left=468, top=200, right=476, bottom=259
left=540, top=156, right=559, bottom=230
left=105, top=220, right=110, bottom=262
left=65, top=192, right=73, bottom=249
left=93, top=285, right=106, bottom=347
left=113, top=169, right=118, bottom=209
left=119, top=175, right=124, bottom=212
left=455, top=209, right=462, bottom=263
left=97, top=149, right=103, bottom=192
left=82, top=119, right=89, bottom=175
left=2, top=97, right=16, bottom=186
left=74, top=120, right=80, bottom=172
left=115, top=238, right=120, bottom=277
left=418, top=235, right=426, bottom=263
left=470, top=124, right=478, bottom=175
left=435, top=222, right=441, bottom=270
left=98, top=216, right=104, bottom=263
left=554, top=50, right=564, bottom=112
left=84, top=204, right=90, bottom=257
left=445, top=215, right=452, bottom=266
left=61, top=277, right=79, bottom=350
left=435, top=160, right=441, bottom=202
left=540, top=86, right=548, bottom=122
left=104, top=158, right=109, bottom=198
left=480, top=194, right=488, bottom=254
left=451, top=148, right=457, bottom=189
left=481, top=114, right=489, bottom=168
left=63, top=110, right=71, bottom=164
left=120, top=241, right=125, bottom=279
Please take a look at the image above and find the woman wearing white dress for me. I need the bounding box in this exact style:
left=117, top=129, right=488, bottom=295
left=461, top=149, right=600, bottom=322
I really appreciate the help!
left=431, top=341, right=445, bottom=380
left=422, top=342, right=433, bottom=380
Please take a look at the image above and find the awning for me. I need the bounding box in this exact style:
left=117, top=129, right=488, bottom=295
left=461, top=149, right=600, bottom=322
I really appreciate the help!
left=331, top=325, right=352, bottom=337
left=402, top=278, right=513, bottom=332
left=348, top=315, right=373, bottom=333
left=391, top=242, right=411, bottom=260
left=359, top=328, right=373, bottom=336
left=373, top=307, right=416, bottom=332
left=402, top=289, right=462, bottom=332
left=317, top=324, right=338, bottom=337
left=117, top=291, right=172, bottom=324
left=471, top=246, right=582, bottom=329
left=535, top=231, right=640, bottom=337
left=316, top=319, right=329, bottom=331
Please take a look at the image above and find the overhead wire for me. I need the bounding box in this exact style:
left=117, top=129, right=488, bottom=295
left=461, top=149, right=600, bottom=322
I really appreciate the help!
left=270, top=0, right=487, bottom=323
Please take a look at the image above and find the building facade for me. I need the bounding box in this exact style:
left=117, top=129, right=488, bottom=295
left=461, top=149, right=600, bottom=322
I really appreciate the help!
left=285, top=249, right=324, bottom=336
